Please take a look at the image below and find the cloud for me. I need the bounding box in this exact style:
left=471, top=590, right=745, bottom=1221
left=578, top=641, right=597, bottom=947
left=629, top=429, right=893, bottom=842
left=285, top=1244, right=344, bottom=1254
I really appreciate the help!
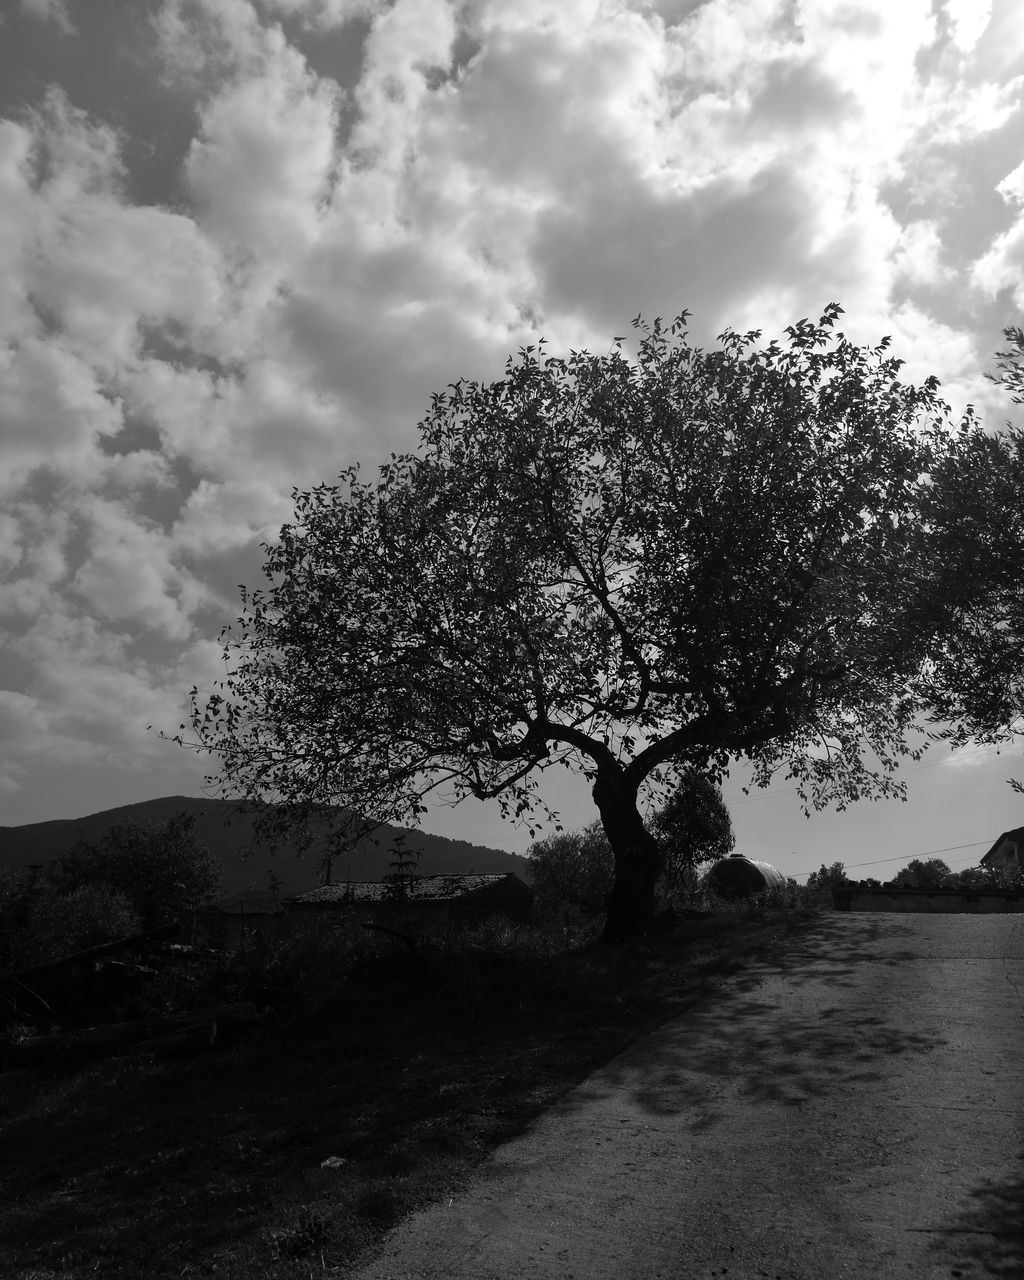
left=18, top=0, right=76, bottom=36
left=255, top=0, right=387, bottom=29
left=0, top=336, right=123, bottom=485
left=941, top=741, right=1004, bottom=769
left=184, top=47, right=341, bottom=254
left=0, top=602, right=228, bottom=800
left=944, top=0, right=993, bottom=54
left=971, top=217, right=1024, bottom=307
left=68, top=501, right=207, bottom=643
left=4, top=0, right=1024, bottom=825
left=0, top=92, right=226, bottom=488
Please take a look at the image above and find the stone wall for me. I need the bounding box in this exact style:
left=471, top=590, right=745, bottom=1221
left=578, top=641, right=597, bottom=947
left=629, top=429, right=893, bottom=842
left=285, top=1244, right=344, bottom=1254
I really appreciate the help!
left=833, top=886, right=1024, bottom=913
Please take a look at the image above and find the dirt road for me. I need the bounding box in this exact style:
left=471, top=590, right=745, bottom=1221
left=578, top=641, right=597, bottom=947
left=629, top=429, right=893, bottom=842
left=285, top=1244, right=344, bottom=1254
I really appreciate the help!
left=353, top=913, right=1024, bottom=1280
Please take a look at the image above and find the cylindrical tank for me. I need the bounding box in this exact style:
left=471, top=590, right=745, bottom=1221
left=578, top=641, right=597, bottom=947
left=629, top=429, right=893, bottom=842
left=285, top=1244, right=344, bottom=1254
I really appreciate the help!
left=707, top=853, right=788, bottom=900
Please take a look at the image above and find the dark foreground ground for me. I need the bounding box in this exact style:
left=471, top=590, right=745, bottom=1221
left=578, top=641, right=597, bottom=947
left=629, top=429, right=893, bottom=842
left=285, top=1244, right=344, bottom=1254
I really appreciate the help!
left=354, top=914, right=1024, bottom=1280
left=0, top=907, right=823, bottom=1279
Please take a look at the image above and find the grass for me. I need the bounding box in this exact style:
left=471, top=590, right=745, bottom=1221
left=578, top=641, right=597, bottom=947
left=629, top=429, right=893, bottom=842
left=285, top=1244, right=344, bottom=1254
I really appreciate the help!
left=0, top=899, right=824, bottom=1279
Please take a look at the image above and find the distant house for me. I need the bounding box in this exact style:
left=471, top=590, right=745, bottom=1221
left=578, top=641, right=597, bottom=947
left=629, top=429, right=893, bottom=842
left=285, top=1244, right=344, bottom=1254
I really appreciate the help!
left=981, top=827, right=1024, bottom=874
left=287, top=873, right=533, bottom=930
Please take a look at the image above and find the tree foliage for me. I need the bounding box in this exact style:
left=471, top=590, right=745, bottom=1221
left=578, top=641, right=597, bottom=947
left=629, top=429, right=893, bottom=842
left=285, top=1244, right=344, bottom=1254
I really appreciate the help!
left=181, top=305, right=1024, bottom=939
left=918, top=325, right=1024, bottom=785
left=528, top=821, right=616, bottom=916
left=805, top=861, right=849, bottom=891
left=649, top=769, right=734, bottom=890
left=942, top=863, right=1024, bottom=890
left=887, top=858, right=952, bottom=889
left=43, top=814, right=222, bottom=929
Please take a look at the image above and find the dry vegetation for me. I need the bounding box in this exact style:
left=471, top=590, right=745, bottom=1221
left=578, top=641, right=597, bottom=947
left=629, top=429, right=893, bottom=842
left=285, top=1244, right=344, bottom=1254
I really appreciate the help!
left=1, top=896, right=824, bottom=1279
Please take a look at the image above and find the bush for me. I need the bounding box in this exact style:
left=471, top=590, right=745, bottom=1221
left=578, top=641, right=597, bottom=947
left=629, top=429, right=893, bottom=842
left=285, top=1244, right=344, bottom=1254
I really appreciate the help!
left=14, top=883, right=141, bottom=970
left=43, top=813, right=222, bottom=928
left=528, top=821, right=615, bottom=917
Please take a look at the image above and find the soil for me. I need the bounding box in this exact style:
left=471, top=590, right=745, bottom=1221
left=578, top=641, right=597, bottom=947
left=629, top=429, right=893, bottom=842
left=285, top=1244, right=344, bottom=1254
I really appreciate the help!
left=0, top=908, right=824, bottom=1278
left=352, top=913, right=1024, bottom=1280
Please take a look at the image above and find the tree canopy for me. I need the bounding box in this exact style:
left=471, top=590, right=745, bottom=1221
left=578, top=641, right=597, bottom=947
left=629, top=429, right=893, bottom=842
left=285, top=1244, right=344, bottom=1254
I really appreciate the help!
left=805, top=861, right=849, bottom=892
left=45, top=814, right=222, bottom=928
left=182, top=304, right=1024, bottom=939
left=887, top=858, right=952, bottom=890
left=915, top=325, right=1024, bottom=786
left=528, top=821, right=616, bottom=917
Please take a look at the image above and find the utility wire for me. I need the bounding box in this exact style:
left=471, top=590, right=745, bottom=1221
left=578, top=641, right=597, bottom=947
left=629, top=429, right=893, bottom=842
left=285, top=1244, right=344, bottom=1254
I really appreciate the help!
left=844, top=840, right=991, bottom=868
left=789, top=840, right=993, bottom=879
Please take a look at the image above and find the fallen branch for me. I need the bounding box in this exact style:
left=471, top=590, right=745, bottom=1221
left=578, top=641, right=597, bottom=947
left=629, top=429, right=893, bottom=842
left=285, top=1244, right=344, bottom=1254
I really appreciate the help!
left=14, top=922, right=180, bottom=980
left=5, top=1002, right=260, bottom=1067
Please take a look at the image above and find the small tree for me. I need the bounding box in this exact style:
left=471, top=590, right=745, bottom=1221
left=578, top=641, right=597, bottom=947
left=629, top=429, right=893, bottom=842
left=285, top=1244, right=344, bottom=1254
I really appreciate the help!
left=650, top=769, right=734, bottom=893
left=45, top=813, right=222, bottom=929
left=180, top=306, right=1024, bottom=940
left=528, top=821, right=616, bottom=916
left=888, top=858, right=951, bottom=889
left=806, top=861, right=848, bottom=891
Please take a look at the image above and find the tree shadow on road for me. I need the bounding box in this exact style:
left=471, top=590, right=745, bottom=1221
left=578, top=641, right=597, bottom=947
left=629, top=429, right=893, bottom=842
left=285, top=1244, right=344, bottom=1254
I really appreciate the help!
left=934, top=1155, right=1024, bottom=1278
left=564, top=912, right=942, bottom=1121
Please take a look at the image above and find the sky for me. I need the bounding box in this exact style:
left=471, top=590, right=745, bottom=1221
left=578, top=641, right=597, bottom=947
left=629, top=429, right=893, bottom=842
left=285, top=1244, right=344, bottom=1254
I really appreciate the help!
left=1, top=0, right=1024, bottom=883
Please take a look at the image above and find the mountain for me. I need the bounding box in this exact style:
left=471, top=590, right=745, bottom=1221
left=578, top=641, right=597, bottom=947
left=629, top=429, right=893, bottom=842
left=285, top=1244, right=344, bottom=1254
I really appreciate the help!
left=0, top=796, right=533, bottom=898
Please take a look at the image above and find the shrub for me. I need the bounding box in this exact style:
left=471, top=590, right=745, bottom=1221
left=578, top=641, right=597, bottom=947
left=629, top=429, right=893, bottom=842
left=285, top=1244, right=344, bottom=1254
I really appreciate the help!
left=15, top=883, right=141, bottom=970
left=528, top=821, right=615, bottom=917
left=43, top=813, right=222, bottom=928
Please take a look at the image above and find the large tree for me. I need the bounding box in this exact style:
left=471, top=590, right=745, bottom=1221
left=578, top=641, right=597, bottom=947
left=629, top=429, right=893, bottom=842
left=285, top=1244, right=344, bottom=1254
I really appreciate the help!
left=529, top=772, right=733, bottom=915
left=181, top=305, right=1024, bottom=940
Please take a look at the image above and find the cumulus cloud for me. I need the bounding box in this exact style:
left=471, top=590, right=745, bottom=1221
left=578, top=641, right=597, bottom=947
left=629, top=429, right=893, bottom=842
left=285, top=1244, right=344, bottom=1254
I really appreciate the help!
left=972, top=219, right=1024, bottom=308
left=255, top=0, right=386, bottom=28
left=3, top=0, right=1024, bottom=824
left=18, top=0, right=75, bottom=36
left=184, top=49, right=341, bottom=254
left=68, top=501, right=204, bottom=642
left=891, top=220, right=954, bottom=288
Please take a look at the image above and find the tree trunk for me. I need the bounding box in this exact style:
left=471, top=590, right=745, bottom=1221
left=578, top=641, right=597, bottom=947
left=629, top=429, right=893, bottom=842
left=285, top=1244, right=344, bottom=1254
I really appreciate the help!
left=593, top=769, right=664, bottom=943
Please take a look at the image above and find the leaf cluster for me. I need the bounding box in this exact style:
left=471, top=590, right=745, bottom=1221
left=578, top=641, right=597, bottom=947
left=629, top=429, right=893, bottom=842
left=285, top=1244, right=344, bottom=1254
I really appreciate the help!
left=33, top=813, right=221, bottom=930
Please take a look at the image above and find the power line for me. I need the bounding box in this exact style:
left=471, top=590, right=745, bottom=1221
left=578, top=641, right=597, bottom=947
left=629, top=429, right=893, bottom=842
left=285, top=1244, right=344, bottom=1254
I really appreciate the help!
left=790, top=840, right=992, bottom=879
left=844, top=840, right=991, bottom=868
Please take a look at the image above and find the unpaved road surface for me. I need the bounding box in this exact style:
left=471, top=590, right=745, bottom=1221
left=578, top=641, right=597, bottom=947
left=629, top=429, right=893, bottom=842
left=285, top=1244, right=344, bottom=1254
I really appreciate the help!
left=353, top=913, right=1024, bottom=1280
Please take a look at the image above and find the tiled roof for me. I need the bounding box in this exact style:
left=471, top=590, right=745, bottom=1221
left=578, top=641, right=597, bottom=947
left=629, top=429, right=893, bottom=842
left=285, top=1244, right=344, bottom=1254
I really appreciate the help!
left=290, top=872, right=514, bottom=906
left=982, top=826, right=1024, bottom=864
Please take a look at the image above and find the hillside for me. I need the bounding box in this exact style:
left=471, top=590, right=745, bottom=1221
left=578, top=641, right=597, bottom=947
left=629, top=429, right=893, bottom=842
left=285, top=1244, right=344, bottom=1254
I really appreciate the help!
left=0, top=796, right=533, bottom=897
